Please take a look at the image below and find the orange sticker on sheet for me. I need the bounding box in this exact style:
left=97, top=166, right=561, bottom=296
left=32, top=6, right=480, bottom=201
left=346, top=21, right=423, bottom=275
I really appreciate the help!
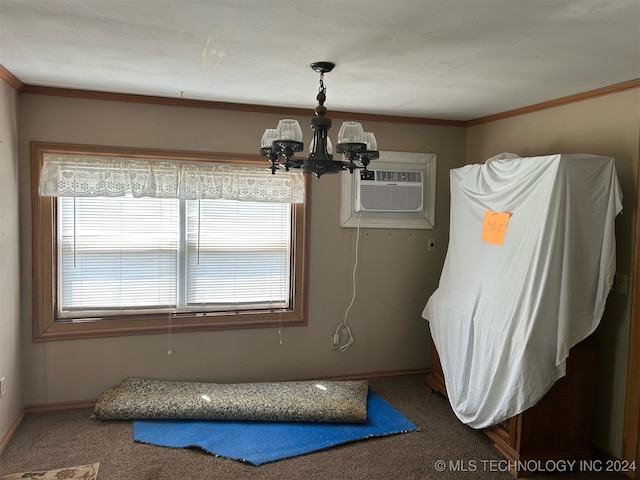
left=482, top=211, right=511, bottom=245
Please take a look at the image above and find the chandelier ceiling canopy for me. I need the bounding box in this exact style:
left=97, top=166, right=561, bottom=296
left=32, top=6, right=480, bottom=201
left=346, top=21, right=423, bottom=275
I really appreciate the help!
left=260, top=62, right=379, bottom=178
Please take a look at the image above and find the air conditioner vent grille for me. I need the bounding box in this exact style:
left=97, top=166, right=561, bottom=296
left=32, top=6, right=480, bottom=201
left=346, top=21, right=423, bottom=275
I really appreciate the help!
left=356, top=168, right=424, bottom=213
left=375, top=170, right=423, bottom=183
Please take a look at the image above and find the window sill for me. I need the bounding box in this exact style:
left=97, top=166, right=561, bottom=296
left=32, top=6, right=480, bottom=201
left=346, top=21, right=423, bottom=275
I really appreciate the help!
left=34, top=311, right=307, bottom=342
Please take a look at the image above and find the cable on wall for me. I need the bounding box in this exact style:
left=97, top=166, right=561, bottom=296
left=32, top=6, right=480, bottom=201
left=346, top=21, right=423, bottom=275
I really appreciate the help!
left=334, top=212, right=362, bottom=352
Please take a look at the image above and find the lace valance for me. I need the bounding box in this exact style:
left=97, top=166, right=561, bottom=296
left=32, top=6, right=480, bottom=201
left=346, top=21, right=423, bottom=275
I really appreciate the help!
left=38, top=154, right=305, bottom=203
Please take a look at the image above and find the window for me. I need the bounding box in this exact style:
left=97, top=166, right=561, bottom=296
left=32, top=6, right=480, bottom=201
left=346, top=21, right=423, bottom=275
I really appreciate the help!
left=31, top=143, right=310, bottom=341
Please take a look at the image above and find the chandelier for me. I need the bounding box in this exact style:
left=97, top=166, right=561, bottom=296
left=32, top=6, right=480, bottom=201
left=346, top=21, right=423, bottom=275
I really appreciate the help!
left=260, top=62, right=379, bottom=178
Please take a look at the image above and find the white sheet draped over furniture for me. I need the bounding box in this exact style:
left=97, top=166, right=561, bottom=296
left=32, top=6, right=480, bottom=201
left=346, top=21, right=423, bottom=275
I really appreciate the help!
left=422, top=153, right=622, bottom=429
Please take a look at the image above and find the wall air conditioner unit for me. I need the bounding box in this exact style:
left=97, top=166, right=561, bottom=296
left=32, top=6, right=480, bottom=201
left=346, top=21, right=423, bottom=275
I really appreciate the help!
left=341, top=151, right=436, bottom=229
left=355, top=169, right=424, bottom=213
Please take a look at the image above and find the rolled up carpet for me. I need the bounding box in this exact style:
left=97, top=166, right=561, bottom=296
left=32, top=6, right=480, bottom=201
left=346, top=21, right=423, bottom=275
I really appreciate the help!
left=93, top=377, right=369, bottom=423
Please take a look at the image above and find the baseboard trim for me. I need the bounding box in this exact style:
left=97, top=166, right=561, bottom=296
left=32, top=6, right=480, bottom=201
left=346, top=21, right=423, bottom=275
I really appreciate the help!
left=0, top=410, right=25, bottom=455
left=23, top=399, right=98, bottom=414
left=315, top=367, right=429, bottom=381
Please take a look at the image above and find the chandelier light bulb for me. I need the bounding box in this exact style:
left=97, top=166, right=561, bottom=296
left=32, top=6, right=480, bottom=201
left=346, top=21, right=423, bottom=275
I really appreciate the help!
left=310, top=135, right=333, bottom=155
left=363, top=132, right=378, bottom=151
left=337, top=121, right=365, bottom=144
left=275, top=119, right=303, bottom=142
left=261, top=129, right=278, bottom=148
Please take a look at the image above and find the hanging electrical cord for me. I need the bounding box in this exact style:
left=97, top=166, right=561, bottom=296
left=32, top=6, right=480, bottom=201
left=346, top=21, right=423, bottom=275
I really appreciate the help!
left=276, top=203, right=285, bottom=345
left=167, top=311, right=173, bottom=355
left=334, top=212, right=362, bottom=352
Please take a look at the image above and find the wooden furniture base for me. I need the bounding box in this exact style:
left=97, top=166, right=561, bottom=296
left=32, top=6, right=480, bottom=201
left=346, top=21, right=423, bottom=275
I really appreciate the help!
left=427, top=339, right=596, bottom=477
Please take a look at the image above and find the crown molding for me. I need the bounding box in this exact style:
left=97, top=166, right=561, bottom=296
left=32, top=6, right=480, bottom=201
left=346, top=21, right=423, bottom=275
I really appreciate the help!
left=3, top=64, right=638, bottom=127
left=0, top=65, right=24, bottom=91
left=19, top=84, right=467, bottom=127
left=467, top=79, right=640, bottom=126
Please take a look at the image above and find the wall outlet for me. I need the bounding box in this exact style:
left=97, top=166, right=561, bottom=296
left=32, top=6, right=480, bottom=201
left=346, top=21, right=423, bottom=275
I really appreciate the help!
left=330, top=333, right=340, bottom=350
left=613, top=273, right=628, bottom=295
left=0, top=377, right=5, bottom=398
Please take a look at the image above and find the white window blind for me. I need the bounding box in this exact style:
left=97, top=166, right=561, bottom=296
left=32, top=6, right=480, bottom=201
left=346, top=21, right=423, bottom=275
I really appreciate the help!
left=58, top=196, right=179, bottom=311
left=186, top=200, right=290, bottom=306
left=57, top=196, right=291, bottom=316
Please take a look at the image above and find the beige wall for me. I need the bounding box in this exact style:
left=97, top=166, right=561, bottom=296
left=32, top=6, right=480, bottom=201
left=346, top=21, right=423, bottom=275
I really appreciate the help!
left=12, top=88, right=637, bottom=459
left=466, top=87, right=640, bottom=458
left=0, top=81, right=22, bottom=443
left=18, top=94, right=466, bottom=404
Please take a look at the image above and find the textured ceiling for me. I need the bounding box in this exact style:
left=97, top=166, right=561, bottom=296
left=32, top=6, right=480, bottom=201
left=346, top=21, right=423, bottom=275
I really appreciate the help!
left=1, top=0, right=639, bottom=121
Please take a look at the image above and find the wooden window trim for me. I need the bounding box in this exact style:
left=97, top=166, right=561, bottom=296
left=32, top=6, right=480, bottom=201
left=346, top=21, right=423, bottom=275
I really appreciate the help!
left=31, top=142, right=310, bottom=342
